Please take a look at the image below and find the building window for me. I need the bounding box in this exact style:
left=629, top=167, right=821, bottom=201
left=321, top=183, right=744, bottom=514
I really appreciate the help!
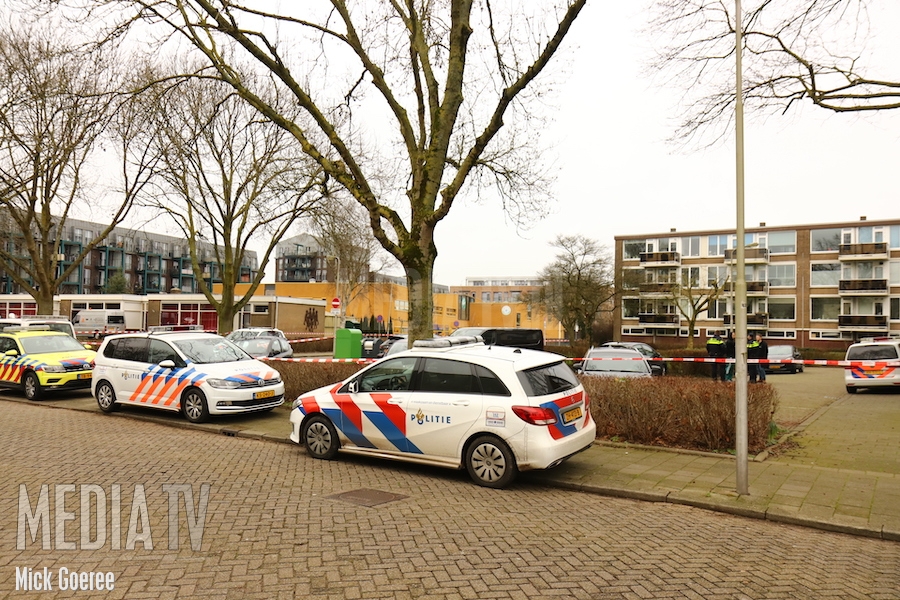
left=891, top=298, right=899, bottom=321
left=768, top=298, right=796, bottom=320
left=811, top=297, right=840, bottom=320
left=767, top=231, right=796, bottom=254
left=768, top=264, right=795, bottom=287
left=809, top=229, right=841, bottom=252
left=623, top=298, right=639, bottom=318
left=681, top=236, right=700, bottom=257
left=891, top=226, right=900, bottom=249
left=707, top=265, right=728, bottom=287
left=481, top=292, right=490, bottom=302
left=707, top=299, right=727, bottom=319
left=708, top=234, right=729, bottom=256
left=623, top=240, right=646, bottom=260
left=811, top=263, right=841, bottom=286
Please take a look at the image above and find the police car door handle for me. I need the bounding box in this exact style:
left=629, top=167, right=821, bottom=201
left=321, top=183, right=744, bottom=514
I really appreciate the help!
left=387, top=398, right=403, bottom=405
left=451, top=399, right=469, bottom=406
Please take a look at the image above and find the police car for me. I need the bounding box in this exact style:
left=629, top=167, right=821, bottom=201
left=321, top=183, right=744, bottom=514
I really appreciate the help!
left=91, top=326, right=285, bottom=423
left=0, top=327, right=95, bottom=400
left=290, top=337, right=596, bottom=488
left=844, top=338, right=900, bottom=394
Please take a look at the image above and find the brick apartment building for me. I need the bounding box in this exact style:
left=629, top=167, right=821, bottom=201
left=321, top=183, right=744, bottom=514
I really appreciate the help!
left=614, top=217, right=900, bottom=351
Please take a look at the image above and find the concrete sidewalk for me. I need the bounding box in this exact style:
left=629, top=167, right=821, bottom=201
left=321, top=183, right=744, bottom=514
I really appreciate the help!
left=6, top=367, right=899, bottom=541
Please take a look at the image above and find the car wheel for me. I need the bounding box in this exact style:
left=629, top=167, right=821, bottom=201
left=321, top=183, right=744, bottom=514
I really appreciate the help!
left=95, top=381, right=119, bottom=413
left=302, top=414, right=340, bottom=460
left=847, top=386, right=858, bottom=394
left=23, top=371, right=43, bottom=401
left=465, top=435, right=518, bottom=488
left=181, top=387, right=210, bottom=423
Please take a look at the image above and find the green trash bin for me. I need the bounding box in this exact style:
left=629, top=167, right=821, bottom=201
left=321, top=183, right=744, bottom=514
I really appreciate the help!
left=334, top=328, right=362, bottom=359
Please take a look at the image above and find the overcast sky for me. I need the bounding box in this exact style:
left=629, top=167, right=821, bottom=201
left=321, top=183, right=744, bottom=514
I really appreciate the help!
left=429, top=2, right=900, bottom=286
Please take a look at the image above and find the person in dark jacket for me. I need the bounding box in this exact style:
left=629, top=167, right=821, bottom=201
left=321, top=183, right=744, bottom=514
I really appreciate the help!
left=706, top=332, right=726, bottom=381
left=754, top=333, right=768, bottom=382
left=724, top=331, right=736, bottom=381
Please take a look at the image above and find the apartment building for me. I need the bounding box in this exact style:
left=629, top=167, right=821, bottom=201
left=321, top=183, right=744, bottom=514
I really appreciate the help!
left=614, top=217, right=900, bottom=351
left=0, top=217, right=258, bottom=296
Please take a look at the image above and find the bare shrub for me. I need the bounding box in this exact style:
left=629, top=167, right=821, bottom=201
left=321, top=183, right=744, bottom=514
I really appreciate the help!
left=267, top=362, right=367, bottom=403
left=583, top=377, right=778, bottom=453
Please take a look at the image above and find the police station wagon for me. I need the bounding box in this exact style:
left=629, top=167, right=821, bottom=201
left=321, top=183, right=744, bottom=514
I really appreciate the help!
left=844, top=339, right=900, bottom=394
left=290, top=337, right=596, bottom=488
left=92, top=327, right=285, bottom=423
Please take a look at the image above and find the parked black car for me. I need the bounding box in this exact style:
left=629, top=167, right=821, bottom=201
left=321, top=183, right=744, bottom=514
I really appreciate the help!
left=449, top=327, right=544, bottom=351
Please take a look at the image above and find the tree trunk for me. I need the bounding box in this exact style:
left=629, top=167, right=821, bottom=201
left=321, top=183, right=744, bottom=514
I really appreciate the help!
left=35, top=288, right=55, bottom=316
left=405, top=256, right=435, bottom=344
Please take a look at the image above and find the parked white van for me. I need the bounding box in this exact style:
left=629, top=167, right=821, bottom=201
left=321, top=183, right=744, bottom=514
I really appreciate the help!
left=72, top=309, right=127, bottom=336
left=844, top=339, right=900, bottom=394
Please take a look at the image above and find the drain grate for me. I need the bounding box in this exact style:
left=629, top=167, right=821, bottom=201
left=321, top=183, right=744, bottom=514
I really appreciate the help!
left=328, top=488, right=408, bottom=507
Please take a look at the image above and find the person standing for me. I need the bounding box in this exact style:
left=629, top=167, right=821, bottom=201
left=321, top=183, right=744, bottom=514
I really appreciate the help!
left=706, top=332, right=726, bottom=381
left=755, top=333, right=768, bottom=383
left=747, top=334, right=759, bottom=383
left=724, top=331, right=736, bottom=381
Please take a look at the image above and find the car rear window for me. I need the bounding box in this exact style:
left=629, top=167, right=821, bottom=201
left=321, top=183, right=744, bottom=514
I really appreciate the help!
left=846, top=345, right=900, bottom=361
left=517, top=361, right=579, bottom=397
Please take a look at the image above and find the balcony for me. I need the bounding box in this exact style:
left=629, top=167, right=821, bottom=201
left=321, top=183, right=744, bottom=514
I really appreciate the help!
left=838, top=279, right=888, bottom=295
left=638, top=313, right=679, bottom=328
left=724, top=313, right=769, bottom=327
left=724, top=247, right=769, bottom=264
left=839, top=242, right=888, bottom=260
left=838, top=314, right=888, bottom=330
left=724, top=281, right=768, bottom=295
left=639, top=282, right=676, bottom=295
left=639, top=251, right=680, bottom=266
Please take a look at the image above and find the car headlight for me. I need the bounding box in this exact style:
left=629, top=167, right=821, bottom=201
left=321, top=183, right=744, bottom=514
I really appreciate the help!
left=42, top=365, right=67, bottom=373
left=206, top=378, right=242, bottom=389
left=291, top=397, right=302, bottom=410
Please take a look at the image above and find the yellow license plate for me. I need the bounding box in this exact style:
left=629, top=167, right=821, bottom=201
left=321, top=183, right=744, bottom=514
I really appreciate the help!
left=78, top=373, right=92, bottom=380
left=254, top=389, right=275, bottom=399
left=561, top=406, right=582, bottom=424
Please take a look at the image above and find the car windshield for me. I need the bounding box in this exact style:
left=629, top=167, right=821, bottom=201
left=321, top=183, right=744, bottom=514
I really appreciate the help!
left=584, top=351, right=650, bottom=374
left=173, top=337, right=251, bottom=364
left=450, top=328, right=485, bottom=337
left=20, top=335, right=86, bottom=354
left=517, top=361, right=579, bottom=396
left=768, top=346, right=794, bottom=358
left=235, top=338, right=275, bottom=357
left=847, top=345, right=899, bottom=361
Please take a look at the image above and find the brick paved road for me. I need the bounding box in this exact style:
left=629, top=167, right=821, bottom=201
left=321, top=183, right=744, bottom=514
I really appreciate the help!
left=1, top=402, right=899, bottom=600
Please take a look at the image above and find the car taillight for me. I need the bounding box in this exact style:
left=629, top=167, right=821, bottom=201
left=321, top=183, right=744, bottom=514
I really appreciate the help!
left=512, top=405, right=557, bottom=426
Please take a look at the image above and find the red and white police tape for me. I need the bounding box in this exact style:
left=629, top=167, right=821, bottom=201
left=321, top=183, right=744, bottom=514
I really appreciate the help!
left=578, top=357, right=899, bottom=367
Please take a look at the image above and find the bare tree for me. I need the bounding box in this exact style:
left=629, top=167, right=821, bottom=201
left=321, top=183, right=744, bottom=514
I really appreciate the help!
left=146, top=74, right=323, bottom=334
left=65, top=0, right=588, bottom=342
left=528, top=235, right=615, bottom=345
left=311, top=198, right=399, bottom=324
left=649, top=0, right=898, bottom=144
left=669, top=266, right=728, bottom=349
left=0, top=18, right=151, bottom=313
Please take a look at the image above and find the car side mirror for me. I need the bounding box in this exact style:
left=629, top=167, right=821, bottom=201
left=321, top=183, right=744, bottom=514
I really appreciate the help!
left=650, top=364, right=664, bottom=376
left=5, top=349, right=18, bottom=357
left=158, top=359, right=176, bottom=369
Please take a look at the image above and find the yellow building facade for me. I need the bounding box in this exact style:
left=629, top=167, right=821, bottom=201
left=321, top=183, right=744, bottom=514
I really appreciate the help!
left=227, top=279, right=562, bottom=340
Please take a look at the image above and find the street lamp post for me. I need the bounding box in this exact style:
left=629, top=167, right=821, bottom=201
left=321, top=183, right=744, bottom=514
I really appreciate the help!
left=734, top=0, right=749, bottom=496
